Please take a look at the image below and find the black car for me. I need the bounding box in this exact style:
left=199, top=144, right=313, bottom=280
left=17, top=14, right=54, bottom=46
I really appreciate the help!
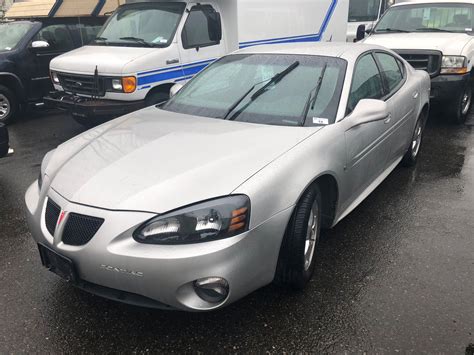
left=0, top=17, right=105, bottom=124
left=0, top=123, right=10, bottom=157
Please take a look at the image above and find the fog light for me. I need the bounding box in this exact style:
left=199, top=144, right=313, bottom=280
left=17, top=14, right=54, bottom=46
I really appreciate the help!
left=194, top=277, right=229, bottom=304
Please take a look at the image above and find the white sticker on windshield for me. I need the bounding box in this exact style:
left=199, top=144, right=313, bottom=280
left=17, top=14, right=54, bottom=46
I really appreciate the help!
left=313, top=117, right=329, bottom=125
left=466, top=28, right=473, bottom=32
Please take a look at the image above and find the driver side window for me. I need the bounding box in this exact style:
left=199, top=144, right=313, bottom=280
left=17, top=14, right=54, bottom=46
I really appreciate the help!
left=33, top=24, right=74, bottom=52
left=348, top=53, right=384, bottom=112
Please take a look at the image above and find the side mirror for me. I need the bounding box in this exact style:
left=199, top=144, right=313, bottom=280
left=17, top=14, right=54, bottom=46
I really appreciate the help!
left=0, top=123, right=11, bottom=158
left=31, top=40, right=50, bottom=50
left=207, top=11, right=222, bottom=42
left=170, top=83, right=184, bottom=98
left=356, top=24, right=366, bottom=41
left=348, top=99, right=389, bottom=128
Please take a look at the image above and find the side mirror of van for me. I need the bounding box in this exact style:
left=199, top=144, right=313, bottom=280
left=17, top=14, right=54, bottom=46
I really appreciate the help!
left=31, top=40, right=50, bottom=50
left=170, top=83, right=184, bottom=98
left=356, top=24, right=366, bottom=41
left=207, top=11, right=222, bottom=42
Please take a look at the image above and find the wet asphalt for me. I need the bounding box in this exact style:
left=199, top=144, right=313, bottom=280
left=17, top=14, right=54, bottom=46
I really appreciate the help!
left=0, top=109, right=473, bottom=354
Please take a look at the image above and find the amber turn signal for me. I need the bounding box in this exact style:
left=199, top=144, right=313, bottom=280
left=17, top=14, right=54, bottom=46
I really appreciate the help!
left=122, top=76, right=137, bottom=93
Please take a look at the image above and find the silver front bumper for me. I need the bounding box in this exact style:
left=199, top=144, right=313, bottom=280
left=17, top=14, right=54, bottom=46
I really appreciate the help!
left=25, top=181, right=292, bottom=311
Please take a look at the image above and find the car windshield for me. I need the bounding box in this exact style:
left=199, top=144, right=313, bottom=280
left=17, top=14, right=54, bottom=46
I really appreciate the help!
left=349, top=0, right=381, bottom=22
left=95, top=2, right=186, bottom=47
left=163, top=54, right=347, bottom=127
left=375, top=3, right=474, bottom=34
left=0, top=22, right=34, bottom=52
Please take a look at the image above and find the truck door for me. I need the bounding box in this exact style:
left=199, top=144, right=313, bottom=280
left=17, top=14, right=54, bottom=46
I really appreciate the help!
left=177, top=3, right=226, bottom=81
left=30, top=24, right=75, bottom=100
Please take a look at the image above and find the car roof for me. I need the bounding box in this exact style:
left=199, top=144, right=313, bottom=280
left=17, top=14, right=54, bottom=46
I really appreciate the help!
left=234, top=42, right=390, bottom=61
left=393, top=0, right=474, bottom=7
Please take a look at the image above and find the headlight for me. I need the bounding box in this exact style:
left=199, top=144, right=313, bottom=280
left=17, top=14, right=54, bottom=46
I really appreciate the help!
left=50, top=71, right=60, bottom=84
left=441, top=56, right=468, bottom=74
left=134, top=195, right=251, bottom=245
left=109, top=76, right=136, bottom=93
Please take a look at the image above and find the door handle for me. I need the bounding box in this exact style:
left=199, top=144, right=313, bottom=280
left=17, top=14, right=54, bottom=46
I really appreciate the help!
left=384, top=113, right=392, bottom=124
left=413, top=91, right=419, bottom=99
left=166, top=58, right=180, bottom=65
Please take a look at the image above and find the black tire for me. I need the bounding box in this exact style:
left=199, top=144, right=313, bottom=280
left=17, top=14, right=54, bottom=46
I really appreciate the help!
left=274, top=184, right=322, bottom=290
left=401, top=113, right=426, bottom=167
left=145, top=91, right=169, bottom=107
left=0, top=84, right=19, bottom=125
left=449, top=84, right=471, bottom=124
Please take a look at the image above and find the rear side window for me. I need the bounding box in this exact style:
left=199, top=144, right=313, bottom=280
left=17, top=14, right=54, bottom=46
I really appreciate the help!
left=182, top=5, right=221, bottom=49
left=34, top=24, right=74, bottom=51
left=348, top=53, right=384, bottom=112
left=375, top=52, right=404, bottom=94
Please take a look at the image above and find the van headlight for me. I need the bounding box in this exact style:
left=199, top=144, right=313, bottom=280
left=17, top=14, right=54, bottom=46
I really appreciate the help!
left=441, top=56, right=468, bottom=74
left=133, top=195, right=250, bottom=245
left=109, top=76, right=137, bottom=93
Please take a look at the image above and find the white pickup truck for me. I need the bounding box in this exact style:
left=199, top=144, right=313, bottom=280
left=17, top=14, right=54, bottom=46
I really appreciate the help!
left=361, top=0, right=474, bottom=123
left=45, top=0, right=349, bottom=126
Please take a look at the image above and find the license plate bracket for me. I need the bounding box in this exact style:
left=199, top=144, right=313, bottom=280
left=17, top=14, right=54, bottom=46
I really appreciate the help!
left=38, top=244, right=77, bottom=283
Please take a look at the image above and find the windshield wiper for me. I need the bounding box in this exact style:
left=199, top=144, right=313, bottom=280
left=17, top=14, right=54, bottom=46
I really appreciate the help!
left=223, top=61, right=300, bottom=121
left=300, top=63, right=328, bottom=126
left=414, top=27, right=453, bottom=33
left=375, top=28, right=410, bottom=33
left=119, top=37, right=154, bottom=47
left=93, top=36, right=108, bottom=43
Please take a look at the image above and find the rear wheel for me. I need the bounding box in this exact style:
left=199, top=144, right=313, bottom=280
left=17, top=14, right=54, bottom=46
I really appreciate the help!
left=275, top=184, right=322, bottom=290
left=0, top=85, right=19, bottom=125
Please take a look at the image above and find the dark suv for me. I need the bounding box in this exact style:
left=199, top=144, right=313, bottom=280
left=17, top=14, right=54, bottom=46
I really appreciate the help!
left=0, top=17, right=105, bottom=124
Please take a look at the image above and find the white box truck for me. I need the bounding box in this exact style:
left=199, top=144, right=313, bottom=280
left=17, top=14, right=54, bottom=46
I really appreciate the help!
left=45, top=0, right=349, bottom=125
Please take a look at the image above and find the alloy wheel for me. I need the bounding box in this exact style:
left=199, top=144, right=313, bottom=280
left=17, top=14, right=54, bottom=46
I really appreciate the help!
left=0, top=94, right=10, bottom=120
left=304, top=200, right=319, bottom=271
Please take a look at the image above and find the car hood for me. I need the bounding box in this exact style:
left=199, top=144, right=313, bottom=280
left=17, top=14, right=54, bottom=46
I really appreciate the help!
left=50, top=45, right=155, bottom=75
left=363, top=32, right=471, bottom=55
left=48, top=108, right=320, bottom=213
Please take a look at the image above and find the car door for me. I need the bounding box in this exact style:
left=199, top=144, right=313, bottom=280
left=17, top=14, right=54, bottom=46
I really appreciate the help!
left=374, top=52, right=417, bottom=164
left=177, top=3, right=226, bottom=82
left=30, top=23, right=75, bottom=100
left=344, top=52, right=392, bottom=197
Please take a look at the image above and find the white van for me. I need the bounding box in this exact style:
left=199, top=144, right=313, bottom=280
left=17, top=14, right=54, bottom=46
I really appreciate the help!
left=45, top=0, right=349, bottom=125
left=346, top=0, right=398, bottom=42
left=361, top=0, right=474, bottom=123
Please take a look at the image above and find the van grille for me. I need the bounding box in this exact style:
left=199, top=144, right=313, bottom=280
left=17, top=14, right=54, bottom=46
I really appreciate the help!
left=395, top=50, right=442, bottom=78
left=62, top=213, right=104, bottom=246
left=45, top=198, right=61, bottom=236
left=58, top=72, right=105, bottom=97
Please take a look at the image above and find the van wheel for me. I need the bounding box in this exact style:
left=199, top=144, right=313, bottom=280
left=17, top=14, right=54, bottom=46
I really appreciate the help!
left=274, top=184, right=322, bottom=290
left=450, top=85, right=471, bottom=124
left=145, top=91, right=169, bottom=107
left=0, top=85, right=19, bottom=125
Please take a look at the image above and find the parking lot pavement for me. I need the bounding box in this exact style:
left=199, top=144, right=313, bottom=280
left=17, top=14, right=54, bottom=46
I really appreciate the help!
left=0, top=110, right=473, bottom=353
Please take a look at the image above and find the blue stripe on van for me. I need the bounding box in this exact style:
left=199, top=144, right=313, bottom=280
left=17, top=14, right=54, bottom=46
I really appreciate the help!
left=239, top=0, right=338, bottom=48
left=136, top=0, right=338, bottom=86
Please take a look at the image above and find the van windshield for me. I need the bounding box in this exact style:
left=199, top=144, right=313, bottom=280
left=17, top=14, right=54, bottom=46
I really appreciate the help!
left=375, top=3, right=474, bottom=34
left=0, top=22, right=34, bottom=52
left=95, top=2, right=186, bottom=47
left=163, top=54, right=347, bottom=127
left=349, top=0, right=381, bottom=22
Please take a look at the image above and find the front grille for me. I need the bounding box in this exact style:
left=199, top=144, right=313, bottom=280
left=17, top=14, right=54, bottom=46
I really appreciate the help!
left=395, top=50, right=442, bottom=77
left=62, top=213, right=104, bottom=246
left=58, top=72, right=105, bottom=97
left=45, top=199, right=61, bottom=236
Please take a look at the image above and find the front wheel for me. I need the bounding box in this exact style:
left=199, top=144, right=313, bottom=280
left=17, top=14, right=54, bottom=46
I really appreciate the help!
left=401, top=115, right=425, bottom=167
left=274, top=184, right=322, bottom=290
left=449, top=84, right=471, bottom=124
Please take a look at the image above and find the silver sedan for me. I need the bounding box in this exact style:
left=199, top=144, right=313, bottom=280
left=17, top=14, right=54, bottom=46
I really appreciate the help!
left=25, top=43, right=430, bottom=311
